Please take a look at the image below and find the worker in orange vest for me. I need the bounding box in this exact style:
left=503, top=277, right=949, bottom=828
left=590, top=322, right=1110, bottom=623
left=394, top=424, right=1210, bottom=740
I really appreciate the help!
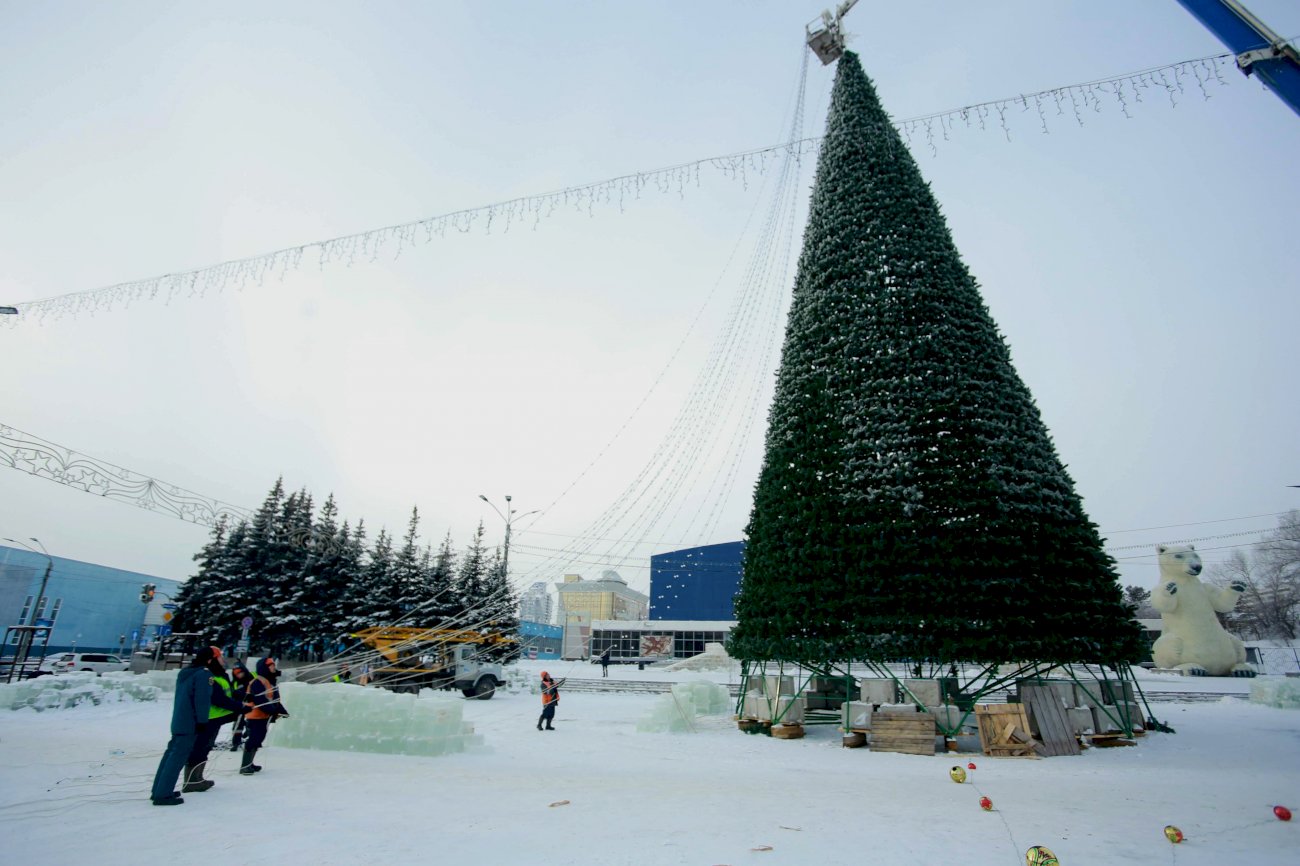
left=240, top=657, right=289, bottom=775
left=537, top=671, right=560, bottom=731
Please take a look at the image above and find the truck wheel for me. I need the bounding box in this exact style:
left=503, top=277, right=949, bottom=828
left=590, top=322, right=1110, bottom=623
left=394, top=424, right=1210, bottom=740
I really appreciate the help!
left=473, top=676, right=497, bottom=700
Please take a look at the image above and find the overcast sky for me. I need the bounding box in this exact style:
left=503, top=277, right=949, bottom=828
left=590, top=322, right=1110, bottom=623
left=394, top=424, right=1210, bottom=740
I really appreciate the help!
left=2, top=1, right=1297, bottom=599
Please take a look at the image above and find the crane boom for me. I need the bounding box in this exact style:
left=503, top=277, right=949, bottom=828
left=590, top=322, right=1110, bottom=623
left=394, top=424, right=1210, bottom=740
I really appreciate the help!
left=1175, top=0, right=1300, bottom=116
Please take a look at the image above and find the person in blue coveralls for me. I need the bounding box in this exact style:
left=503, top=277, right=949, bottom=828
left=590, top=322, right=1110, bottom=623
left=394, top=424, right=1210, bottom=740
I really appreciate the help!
left=149, top=646, right=220, bottom=805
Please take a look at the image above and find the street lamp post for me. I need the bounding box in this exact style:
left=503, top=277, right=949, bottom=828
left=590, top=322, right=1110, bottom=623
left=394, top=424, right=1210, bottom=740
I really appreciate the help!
left=478, top=494, right=539, bottom=584
left=2, top=537, right=54, bottom=683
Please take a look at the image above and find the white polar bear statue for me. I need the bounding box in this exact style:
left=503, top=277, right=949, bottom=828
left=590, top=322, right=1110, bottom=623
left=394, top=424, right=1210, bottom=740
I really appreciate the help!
left=1150, top=544, right=1256, bottom=677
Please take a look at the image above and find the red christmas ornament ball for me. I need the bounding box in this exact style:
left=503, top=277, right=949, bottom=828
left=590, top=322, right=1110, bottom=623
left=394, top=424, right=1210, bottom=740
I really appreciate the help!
left=967, top=762, right=977, bottom=770
left=979, top=796, right=993, bottom=811
left=1275, top=805, right=1292, bottom=822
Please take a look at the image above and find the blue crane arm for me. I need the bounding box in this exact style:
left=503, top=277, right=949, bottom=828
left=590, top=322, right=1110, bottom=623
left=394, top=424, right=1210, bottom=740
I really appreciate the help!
left=1175, top=0, right=1300, bottom=116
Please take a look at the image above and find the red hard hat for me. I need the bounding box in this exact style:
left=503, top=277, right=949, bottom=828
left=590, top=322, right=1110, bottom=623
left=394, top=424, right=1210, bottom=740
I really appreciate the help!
left=541, top=671, right=550, bottom=679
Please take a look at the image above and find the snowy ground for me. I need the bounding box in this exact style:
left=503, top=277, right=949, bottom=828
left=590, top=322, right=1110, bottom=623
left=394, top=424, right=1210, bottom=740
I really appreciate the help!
left=2, top=661, right=1296, bottom=865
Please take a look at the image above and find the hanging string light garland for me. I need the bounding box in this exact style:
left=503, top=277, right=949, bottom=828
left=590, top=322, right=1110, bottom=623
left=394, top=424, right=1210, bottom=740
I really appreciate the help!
left=1, top=46, right=1259, bottom=326
left=0, top=422, right=251, bottom=529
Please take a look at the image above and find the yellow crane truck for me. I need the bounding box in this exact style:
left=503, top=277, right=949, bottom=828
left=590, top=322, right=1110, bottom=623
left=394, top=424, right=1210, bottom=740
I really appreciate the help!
left=351, top=626, right=514, bottom=698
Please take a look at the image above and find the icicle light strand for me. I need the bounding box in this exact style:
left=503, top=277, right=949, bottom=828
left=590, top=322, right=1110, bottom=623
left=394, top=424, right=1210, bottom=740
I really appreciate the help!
left=0, top=48, right=1250, bottom=326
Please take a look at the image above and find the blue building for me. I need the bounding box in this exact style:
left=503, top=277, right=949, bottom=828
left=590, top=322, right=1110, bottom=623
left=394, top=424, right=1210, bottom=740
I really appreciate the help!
left=649, top=540, right=744, bottom=621
left=517, top=619, right=562, bottom=659
left=0, top=544, right=181, bottom=658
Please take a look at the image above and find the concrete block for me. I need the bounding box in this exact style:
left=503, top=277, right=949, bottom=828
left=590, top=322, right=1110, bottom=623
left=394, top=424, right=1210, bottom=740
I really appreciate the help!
left=742, top=694, right=774, bottom=721
left=774, top=696, right=805, bottom=725
left=858, top=678, right=897, bottom=705
left=842, top=700, right=872, bottom=731
left=931, top=705, right=973, bottom=733
left=901, top=679, right=941, bottom=709
left=759, top=675, right=794, bottom=698
left=1066, top=707, right=1095, bottom=734
left=1092, top=702, right=1144, bottom=733
left=1099, top=680, right=1135, bottom=705
left=1072, top=682, right=1106, bottom=709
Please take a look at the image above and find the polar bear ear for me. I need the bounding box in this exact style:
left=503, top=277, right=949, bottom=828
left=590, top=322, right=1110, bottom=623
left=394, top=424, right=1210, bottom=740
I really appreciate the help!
left=1157, top=545, right=1167, bottom=554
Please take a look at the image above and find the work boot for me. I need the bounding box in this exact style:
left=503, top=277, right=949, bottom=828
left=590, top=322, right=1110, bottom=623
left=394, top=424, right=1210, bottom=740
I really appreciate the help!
left=181, top=763, right=214, bottom=793
left=239, top=747, right=259, bottom=776
left=537, top=721, right=543, bottom=731
left=152, top=792, right=184, bottom=806
left=545, top=724, right=555, bottom=730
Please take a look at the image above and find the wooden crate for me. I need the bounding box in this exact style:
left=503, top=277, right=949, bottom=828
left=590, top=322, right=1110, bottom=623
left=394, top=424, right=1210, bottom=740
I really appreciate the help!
left=974, top=704, right=1040, bottom=758
left=869, top=710, right=936, bottom=756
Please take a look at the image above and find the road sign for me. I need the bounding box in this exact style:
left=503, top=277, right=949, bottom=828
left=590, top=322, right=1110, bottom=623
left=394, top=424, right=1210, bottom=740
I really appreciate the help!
left=161, top=602, right=178, bottom=610
left=157, top=625, right=172, bottom=637
left=162, top=611, right=173, bottom=622
left=132, top=630, right=138, bottom=641
left=241, top=616, right=253, bottom=629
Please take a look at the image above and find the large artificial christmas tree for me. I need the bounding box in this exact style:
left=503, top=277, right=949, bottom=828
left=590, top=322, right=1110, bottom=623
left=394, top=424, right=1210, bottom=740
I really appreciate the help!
left=729, top=52, right=1143, bottom=668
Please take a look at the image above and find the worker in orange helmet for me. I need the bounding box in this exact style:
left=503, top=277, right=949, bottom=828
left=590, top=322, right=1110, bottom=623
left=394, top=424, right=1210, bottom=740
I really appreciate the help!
left=537, top=671, right=561, bottom=731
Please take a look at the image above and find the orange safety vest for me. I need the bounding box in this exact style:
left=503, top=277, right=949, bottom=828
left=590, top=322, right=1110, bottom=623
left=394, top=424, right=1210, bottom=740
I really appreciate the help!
left=541, top=680, right=558, bottom=706
left=244, top=675, right=277, bottom=720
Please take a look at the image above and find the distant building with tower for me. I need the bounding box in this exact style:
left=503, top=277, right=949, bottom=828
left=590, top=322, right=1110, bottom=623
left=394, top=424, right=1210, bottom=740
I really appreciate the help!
left=556, top=571, right=648, bottom=659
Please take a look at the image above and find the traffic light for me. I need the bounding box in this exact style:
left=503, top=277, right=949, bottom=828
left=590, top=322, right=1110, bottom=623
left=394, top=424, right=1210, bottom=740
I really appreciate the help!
left=140, top=583, right=156, bottom=604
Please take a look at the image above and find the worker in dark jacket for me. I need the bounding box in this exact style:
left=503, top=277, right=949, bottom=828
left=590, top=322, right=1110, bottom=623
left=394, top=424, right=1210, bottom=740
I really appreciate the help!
left=149, top=647, right=217, bottom=805
left=240, top=656, right=289, bottom=775
left=183, top=648, right=247, bottom=792
left=228, top=662, right=254, bottom=751
left=538, top=671, right=560, bottom=731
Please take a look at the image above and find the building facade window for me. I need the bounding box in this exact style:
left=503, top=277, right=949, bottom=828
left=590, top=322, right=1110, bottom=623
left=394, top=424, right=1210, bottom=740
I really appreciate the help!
left=49, top=598, right=63, bottom=623
left=18, top=595, right=33, bottom=625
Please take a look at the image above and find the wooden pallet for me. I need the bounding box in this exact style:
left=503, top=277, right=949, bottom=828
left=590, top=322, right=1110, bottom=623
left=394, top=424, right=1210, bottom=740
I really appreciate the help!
left=1081, top=732, right=1136, bottom=748
left=974, top=704, right=1041, bottom=758
left=869, top=710, right=936, bottom=756
left=772, top=723, right=805, bottom=740
left=842, top=732, right=867, bottom=748
left=1019, top=684, right=1081, bottom=757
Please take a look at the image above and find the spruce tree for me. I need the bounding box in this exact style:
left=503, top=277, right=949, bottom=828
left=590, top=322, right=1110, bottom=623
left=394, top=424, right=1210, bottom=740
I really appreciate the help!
left=480, top=547, right=520, bottom=656
left=350, top=528, right=397, bottom=627
left=455, top=522, right=491, bottom=630
left=390, top=506, right=426, bottom=617
left=729, top=52, right=1144, bottom=667
left=172, top=517, right=228, bottom=636
left=284, top=493, right=347, bottom=657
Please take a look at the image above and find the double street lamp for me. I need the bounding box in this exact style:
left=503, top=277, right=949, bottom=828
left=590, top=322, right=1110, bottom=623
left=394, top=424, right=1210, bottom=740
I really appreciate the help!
left=478, top=494, right=539, bottom=582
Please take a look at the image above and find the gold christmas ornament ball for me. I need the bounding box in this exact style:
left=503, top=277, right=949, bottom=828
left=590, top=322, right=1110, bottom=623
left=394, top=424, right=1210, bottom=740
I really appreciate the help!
left=949, top=766, right=967, bottom=783
left=1164, top=825, right=1184, bottom=844
left=1025, top=846, right=1059, bottom=866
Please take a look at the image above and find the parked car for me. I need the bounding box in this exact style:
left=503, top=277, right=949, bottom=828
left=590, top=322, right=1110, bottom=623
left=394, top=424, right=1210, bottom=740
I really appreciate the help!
left=39, top=653, right=131, bottom=675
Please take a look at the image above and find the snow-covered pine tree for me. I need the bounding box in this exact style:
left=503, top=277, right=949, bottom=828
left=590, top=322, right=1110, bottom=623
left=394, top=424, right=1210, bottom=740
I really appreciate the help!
left=455, top=522, right=491, bottom=630
left=350, top=528, right=397, bottom=627
left=728, top=52, right=1144, bottom=668
left=260, top=489, right=313, bottom=652
left=283, top=493, right=348, bottom=658
left=335, top=519, right=369, bottom=632
left=480, top=547, right=520, bottom=657
left=389, top=506, right=427, bottom=620
left=217, top=478, right=286, bottom=649
left=171, top=517, right=228, bottom=636
left=419, top=530, right=460, bottom=627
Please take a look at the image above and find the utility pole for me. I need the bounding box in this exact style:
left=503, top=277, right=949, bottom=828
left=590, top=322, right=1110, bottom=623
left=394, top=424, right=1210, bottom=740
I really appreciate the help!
left=2, top=537, right=54, bottom=683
